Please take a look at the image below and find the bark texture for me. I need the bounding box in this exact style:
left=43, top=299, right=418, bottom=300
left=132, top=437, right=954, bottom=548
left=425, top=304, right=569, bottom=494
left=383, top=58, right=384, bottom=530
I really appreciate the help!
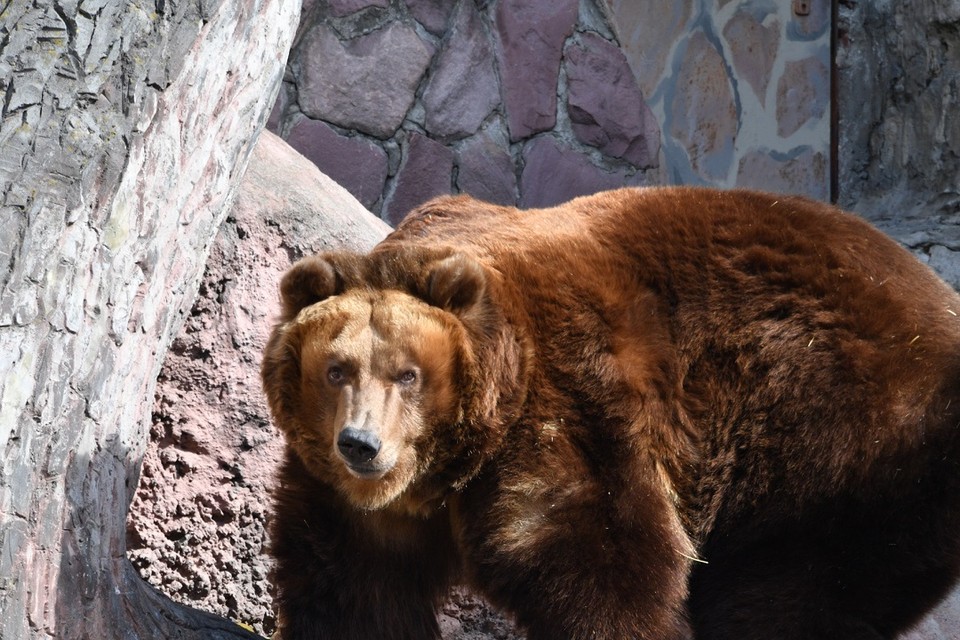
left=0, top=0, right=299, bottom=638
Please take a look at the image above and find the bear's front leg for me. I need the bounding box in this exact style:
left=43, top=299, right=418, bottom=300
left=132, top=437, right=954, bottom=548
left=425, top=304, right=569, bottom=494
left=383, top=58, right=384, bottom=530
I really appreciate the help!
left=459, top=461, right=694, bottom=640
left=270, top=459, right=458, bottom=640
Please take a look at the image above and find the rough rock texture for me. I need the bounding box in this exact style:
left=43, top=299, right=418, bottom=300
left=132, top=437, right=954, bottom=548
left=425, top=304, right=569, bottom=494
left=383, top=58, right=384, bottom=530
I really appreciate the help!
left=296, top=22, right=434, bottom=139
left=127, top=130, right=389, bottom=637
left=286, top=118, right=388, bottom=210
left=383, top=132, right=455, bottom=225
left=0, top=0, right=298, bottom=638
left=776, top=56, right=830, bottom=138
left=723, top=9, right=780, bottom=107
left=668, top=31, right=738, bottom=182
left=610, top=0, right=831, bottom=195
left=270, top=1, right=661, bottom=219
left=422, top=1, right=499, bottom=140
left=494, top=0, right=580, bottom=141
left=565, top=32, right=659, bottom=168
left=456, top=124, right=518, bottom=206
left=520, top=136, right=642, bottom=208
left=837, top=1, right=960, bottom=221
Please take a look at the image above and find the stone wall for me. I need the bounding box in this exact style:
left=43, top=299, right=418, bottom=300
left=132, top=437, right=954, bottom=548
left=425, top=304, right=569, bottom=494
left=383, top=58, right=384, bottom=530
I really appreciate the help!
left=271, top=0, right=663, bottom=222
left=835, top=0, right=960, bottom=289
left=269, top=0, right=833, bottom=224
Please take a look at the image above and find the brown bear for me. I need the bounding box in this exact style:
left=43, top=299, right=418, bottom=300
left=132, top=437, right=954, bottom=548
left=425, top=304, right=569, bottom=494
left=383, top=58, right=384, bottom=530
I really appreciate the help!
left=261, top=186, right=960, bottom=640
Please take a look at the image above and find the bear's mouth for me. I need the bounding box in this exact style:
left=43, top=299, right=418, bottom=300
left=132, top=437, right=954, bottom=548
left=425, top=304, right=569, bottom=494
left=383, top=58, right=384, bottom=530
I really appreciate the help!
left=344, top=461, right=391, bottom=479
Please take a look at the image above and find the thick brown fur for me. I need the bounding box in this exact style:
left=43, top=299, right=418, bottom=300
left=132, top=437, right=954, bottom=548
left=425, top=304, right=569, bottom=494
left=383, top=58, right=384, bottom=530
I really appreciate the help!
left=262, top=186, right=960, bottom=640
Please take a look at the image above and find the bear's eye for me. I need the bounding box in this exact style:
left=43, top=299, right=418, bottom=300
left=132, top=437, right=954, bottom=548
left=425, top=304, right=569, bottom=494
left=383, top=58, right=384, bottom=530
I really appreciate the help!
left=397, top=370, right=418, bottom=385
left=327, top=365, right=346, bottom=386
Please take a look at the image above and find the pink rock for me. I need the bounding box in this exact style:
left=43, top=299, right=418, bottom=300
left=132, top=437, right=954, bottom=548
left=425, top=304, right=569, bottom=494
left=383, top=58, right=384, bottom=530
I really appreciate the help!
left=735, top=146, right=828, bottom=201
left=456, top=125, right=517, bottom=205
left=383, top=132, right=454, bottom=225
left=404, top=0, right=455, bottom=35
left=328, top=0, right=388, bottom=17
left=494, top=0, right=579, bottom=141
left=668, top=31, right=737, bottom=182
left=723, top=9, right=780, bottom=107
left=297, top=22, right=434, bottom=139
left=423, top=2, right=499, bottom=139
left=565, top=32, right=660, bottom=168
left=127, top=130, right=389, bottom=634
left=777, top=56, right=829, bottom=138
left=519, top=136, right=640, bottom=208
left=286, top=117, right=388, bottom=209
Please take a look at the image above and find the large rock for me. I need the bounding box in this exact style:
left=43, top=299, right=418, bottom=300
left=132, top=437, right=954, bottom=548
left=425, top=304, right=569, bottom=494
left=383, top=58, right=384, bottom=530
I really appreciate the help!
left=494, top=0, right=579, bottom=141
left=127, top=130, right=390, bottom=636
left=296, top=22, right=434, bottom=139
left=668, top=31, right=738, bottom=182
left=286, top=117, right=389, bottom=210
left=0, top=0, right=299, bottom=638
left=422, top=1, right=499, bottom=140
left=519, top=136, right=644, bottom=208
left=456, top=122, right=518, bottom=206
left=383, top=132, right=454, bottom=225
left=565, top=31, right=660, bottom=168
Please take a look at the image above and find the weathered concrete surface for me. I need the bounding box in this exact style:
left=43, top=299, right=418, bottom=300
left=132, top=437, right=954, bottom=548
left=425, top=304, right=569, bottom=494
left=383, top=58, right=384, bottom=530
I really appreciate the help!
left=0, top=0, right=299, bottom=638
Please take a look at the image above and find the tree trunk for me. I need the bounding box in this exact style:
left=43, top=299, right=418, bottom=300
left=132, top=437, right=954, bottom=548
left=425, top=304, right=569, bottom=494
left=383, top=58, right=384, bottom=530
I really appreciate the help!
left=0, top=0, right=299, bottom=638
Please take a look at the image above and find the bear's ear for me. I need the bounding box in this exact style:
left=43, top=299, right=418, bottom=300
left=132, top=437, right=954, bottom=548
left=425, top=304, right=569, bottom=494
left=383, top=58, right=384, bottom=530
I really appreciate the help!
left=277, top=255, right=342, bottom=320
left=425, top=253, right=487, bottom=315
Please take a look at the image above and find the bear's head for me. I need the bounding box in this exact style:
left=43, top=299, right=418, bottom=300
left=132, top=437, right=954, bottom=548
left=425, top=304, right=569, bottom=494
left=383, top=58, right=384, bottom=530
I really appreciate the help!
left=262, top=249, right=496, bottom=514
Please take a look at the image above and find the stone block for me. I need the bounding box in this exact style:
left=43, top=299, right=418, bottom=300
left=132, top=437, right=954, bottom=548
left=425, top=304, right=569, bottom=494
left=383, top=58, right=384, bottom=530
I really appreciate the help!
left=565, top=32, right=660, bottom=168
left=456, top=124, right=517, bottom=206
left=404, top=0, right=455, bottom=35
left=494, top=0, right=579, bottom=141
left=668, top=31, right=737, bottom=182
left=723, top=9, right=780, bottom=107
left=423, top=2, right=499, bottom=140
left=519, top=136, right=640, bottom=208
left=328, top=0, right=388, bottom=18
left=777, top=56, right=829, bottom=138
left=297, top=22, right=434, bottom=139
left=286, top=118, right=388, bottom=209
left=383, top=132, right=454, bottom=225
left=735, top=146, right=827, bottom=201
left=606, top=0, right=693, bottom=98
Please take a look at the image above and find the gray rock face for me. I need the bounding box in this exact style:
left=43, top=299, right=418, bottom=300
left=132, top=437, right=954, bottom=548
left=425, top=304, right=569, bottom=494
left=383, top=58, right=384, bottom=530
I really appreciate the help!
left=565, top=32, right=660, bottom=168
left=287, top=118, right=389, bottom=209
left=296, top=22, right=434, bottom=139
left=328, top=0, right=389, bottom=17
left=494, top=0, right=579, bottom=141
left=0, top=0, right=299, bottom=638
left=422, top=1, right=499, bottom=140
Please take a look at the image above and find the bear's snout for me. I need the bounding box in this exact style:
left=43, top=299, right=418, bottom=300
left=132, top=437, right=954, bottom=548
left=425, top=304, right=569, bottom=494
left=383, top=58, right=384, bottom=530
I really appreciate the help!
left=337, top=427, right=382, bottom=465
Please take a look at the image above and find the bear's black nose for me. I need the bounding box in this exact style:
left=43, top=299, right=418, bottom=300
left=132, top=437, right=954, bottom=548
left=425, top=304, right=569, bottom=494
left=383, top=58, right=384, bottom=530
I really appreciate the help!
left=337, top=428, right=382, bottom=464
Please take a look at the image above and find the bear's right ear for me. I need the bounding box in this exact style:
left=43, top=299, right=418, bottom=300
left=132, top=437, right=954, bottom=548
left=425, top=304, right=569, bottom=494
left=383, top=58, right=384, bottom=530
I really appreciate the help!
left=426, top=253, right=487, bottom=316
left=277, top=255, right=342, bottom=320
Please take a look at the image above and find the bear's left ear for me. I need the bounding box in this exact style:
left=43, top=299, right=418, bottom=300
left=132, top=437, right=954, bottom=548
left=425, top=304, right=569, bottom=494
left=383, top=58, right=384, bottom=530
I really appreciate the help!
left=426, top=253, right=487, bottom=316
left=277, top=253, right=362, bottom=321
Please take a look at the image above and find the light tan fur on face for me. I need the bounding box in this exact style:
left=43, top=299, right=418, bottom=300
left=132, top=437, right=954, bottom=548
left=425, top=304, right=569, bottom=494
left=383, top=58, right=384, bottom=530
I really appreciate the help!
left=290, top=290, right=462, bottom=511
